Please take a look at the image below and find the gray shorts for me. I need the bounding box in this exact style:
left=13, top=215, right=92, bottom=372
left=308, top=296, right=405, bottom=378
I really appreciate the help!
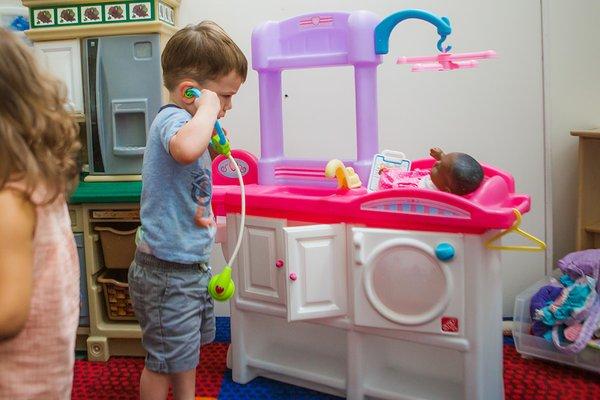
left=128, top=251, right=215, bottom=374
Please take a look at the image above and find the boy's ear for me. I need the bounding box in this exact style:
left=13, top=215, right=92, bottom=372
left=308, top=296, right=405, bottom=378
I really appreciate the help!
left=177, top=80, right=199, bottom=105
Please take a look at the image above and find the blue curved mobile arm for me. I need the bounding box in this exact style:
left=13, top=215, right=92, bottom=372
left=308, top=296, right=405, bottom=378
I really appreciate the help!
left=184, top=87, right=227, bottom=145
left=374, top=9, right=452, bottom=55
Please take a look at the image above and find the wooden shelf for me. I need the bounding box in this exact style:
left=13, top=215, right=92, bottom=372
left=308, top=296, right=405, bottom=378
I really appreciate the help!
left=584, top=222, right=600, bottom=234
left=571, top=128, right=600, bottom=139
left=573, top=130, right=600, bottom=250
left=26, top=20, right=177, bottom=42
left=22, top=0, right=180, bottom=8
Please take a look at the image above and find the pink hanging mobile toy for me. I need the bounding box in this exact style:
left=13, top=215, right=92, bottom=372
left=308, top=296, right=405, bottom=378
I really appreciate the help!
left=397, top=50, right=497, bottom=72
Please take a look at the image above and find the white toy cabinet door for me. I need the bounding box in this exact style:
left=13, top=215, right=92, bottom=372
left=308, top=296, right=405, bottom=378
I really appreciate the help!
left=233, top=215, right=287, bottom=305
left=33, top=39, right=84, bottom=113
left=283, top=224, right=347, bottom=321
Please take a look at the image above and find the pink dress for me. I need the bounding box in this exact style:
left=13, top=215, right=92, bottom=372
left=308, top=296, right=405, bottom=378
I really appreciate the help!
left=0, top=187, right=79, bottom=400
left=378, top=168, right=435, bottom=190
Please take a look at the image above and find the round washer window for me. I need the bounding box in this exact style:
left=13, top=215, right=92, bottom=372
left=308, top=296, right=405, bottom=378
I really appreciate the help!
left=364, top=239, right=452, bottom=325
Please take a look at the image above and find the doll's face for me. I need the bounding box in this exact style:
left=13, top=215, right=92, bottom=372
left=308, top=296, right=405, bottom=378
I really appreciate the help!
left=430, top=153, right=457, bottom=193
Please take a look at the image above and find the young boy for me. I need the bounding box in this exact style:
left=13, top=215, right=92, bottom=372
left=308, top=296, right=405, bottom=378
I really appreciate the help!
left=128, top=21, right=247, bottom=400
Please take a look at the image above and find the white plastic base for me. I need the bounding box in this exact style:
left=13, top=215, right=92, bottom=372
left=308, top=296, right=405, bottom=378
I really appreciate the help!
left=225, top=217, right=506, bottom=400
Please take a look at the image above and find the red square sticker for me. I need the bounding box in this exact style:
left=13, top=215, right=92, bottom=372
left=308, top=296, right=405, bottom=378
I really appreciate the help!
left=442, top=316, right=459, bottom=333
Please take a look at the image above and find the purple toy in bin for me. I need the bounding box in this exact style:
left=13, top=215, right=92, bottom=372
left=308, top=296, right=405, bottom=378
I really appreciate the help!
left=551, top=249, right=600, bottom=354
left=557, top=249, right=600, bottom=290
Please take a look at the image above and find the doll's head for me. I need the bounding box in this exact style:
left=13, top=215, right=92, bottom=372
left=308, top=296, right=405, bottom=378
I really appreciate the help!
left=429, top=147, right=484, bottom=195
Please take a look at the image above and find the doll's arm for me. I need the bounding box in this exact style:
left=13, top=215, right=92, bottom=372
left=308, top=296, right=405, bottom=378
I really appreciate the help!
left=430, top=147, right=445, bottom=160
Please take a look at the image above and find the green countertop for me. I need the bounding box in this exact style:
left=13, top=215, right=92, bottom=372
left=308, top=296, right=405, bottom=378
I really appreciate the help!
left=69, top=180, right=142, bottom=204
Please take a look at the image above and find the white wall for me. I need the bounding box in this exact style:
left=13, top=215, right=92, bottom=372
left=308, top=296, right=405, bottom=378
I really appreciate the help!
left=0, top=0, right=21, bottom=6
left=542, top=0, right=600, bottom=267
left=187, top=0, right=548, bottom=316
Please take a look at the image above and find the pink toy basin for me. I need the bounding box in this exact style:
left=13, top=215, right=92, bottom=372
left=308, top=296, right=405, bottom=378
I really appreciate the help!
left=212, top=158, right=530, bottom=234
left=266, top=186, right=350, bottom=197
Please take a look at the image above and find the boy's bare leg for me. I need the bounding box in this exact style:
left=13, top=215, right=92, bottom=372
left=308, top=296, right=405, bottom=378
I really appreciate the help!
left=171, top=369, right=196, bottom=400
left=140, top=367, right=170, bottom=400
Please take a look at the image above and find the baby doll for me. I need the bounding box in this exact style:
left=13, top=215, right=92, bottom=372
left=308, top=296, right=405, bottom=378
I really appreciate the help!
left=379, top=147, right=484, bottom=195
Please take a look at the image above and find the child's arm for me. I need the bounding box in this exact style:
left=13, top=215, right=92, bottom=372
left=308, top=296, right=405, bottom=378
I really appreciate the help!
left=0, top=190, right=35, bottom=340
left=169, top=90, right=221, bottom=165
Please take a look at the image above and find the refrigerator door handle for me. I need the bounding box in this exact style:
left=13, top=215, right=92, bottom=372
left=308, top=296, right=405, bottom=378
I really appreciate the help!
left=95, top=46, right=108, bottom=166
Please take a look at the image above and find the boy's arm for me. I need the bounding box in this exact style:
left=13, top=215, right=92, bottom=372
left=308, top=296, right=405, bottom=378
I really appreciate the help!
left=0, top=190, right=35, bottom=340
left=169, top=90, right=221, bottom=165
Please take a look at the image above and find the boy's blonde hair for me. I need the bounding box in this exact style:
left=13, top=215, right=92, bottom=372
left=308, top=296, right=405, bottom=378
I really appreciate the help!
left=162, top=20, right=247, bottom=90
left=0, top=29, right=81, bottom=204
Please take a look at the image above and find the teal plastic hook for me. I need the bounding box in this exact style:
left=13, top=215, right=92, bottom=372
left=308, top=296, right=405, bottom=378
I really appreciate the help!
left=437, top=35, right=452, bottom=53
left=374, top=9, right=452, bottom=55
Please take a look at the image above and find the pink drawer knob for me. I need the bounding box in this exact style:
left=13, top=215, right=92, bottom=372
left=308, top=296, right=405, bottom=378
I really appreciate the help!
left=289, top=273, right=297, bottom=281
left=275, top=259, right=284, bottom=268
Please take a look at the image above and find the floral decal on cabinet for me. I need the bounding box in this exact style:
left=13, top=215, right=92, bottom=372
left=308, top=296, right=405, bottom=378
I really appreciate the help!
left=158, top=2, right=174, bottom=25
left=58, top=7, right=78, bottom=25
left=33, top=9, right=54, bottom=27
left=130, top=2, right=151, bottom=20
left=30, top=1, right=162, bottom=28
left=105, top=4, right=125, bottom=21
left=81, top=5, right=102, bottom=23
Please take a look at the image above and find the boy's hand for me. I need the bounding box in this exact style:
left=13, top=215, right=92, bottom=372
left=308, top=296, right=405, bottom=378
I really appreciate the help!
left=194, top=89, right=221, bottom=117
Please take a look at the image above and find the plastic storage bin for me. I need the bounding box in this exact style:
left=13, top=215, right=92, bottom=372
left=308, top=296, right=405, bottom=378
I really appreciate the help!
left=94, top=225, right=137, bottom=269
left=97, top=269, right=136, bottom=321
left=513, top=276, right=600, bottom=373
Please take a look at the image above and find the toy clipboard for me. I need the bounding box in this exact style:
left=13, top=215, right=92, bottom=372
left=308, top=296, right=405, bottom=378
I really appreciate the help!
left=367, top=150, right=411, bottom=192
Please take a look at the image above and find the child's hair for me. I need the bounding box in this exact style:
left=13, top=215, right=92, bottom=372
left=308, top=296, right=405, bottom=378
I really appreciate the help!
left=449, top=153, right=484, bottom=195
left=161, top=20, right=248, bottom=91
left=0, top=28, right=81, bottom=204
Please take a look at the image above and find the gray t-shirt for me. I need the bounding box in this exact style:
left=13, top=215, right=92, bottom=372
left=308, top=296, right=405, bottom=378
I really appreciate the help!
left=139, top=105, right=215, bottom=263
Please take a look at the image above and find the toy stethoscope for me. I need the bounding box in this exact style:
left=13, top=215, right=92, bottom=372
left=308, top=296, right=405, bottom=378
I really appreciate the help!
left=184, top=87, right=245, bottom=301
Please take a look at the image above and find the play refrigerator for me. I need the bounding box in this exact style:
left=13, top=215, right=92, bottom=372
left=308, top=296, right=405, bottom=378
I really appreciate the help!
left=83, top=34, right=162, bottom=176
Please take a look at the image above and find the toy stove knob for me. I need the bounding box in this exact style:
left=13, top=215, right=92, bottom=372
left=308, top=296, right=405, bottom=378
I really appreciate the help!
left=435, top=243, right=455, bottom=261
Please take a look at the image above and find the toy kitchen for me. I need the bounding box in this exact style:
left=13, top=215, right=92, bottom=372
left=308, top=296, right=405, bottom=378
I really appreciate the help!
left=211, top=9, right=544, bottom=400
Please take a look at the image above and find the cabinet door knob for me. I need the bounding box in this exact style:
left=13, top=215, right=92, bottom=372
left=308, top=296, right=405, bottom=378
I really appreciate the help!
left=275, top=259, right=284, bottom=268
left=289, top=273, right=297, bottom=281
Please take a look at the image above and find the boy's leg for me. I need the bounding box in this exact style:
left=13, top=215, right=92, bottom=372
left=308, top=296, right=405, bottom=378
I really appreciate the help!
left=171, top=369, right=196, bottom=400
left=129, top=254, right=179, bottom=400
left=140, top=367, right=170, bottom=400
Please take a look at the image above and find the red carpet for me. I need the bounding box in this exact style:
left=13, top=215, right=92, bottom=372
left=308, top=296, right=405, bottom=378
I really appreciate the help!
left=72, top=344, right=600, bottom=399
left=72, top=343, right=227, bottom=400
left=503, top=345, right=600, bottom=400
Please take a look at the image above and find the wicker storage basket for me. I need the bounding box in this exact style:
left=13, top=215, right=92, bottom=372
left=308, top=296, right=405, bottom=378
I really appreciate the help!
left=94, top=226, right=137, bottom=269
left=97, top=269, right=136, bottom=321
